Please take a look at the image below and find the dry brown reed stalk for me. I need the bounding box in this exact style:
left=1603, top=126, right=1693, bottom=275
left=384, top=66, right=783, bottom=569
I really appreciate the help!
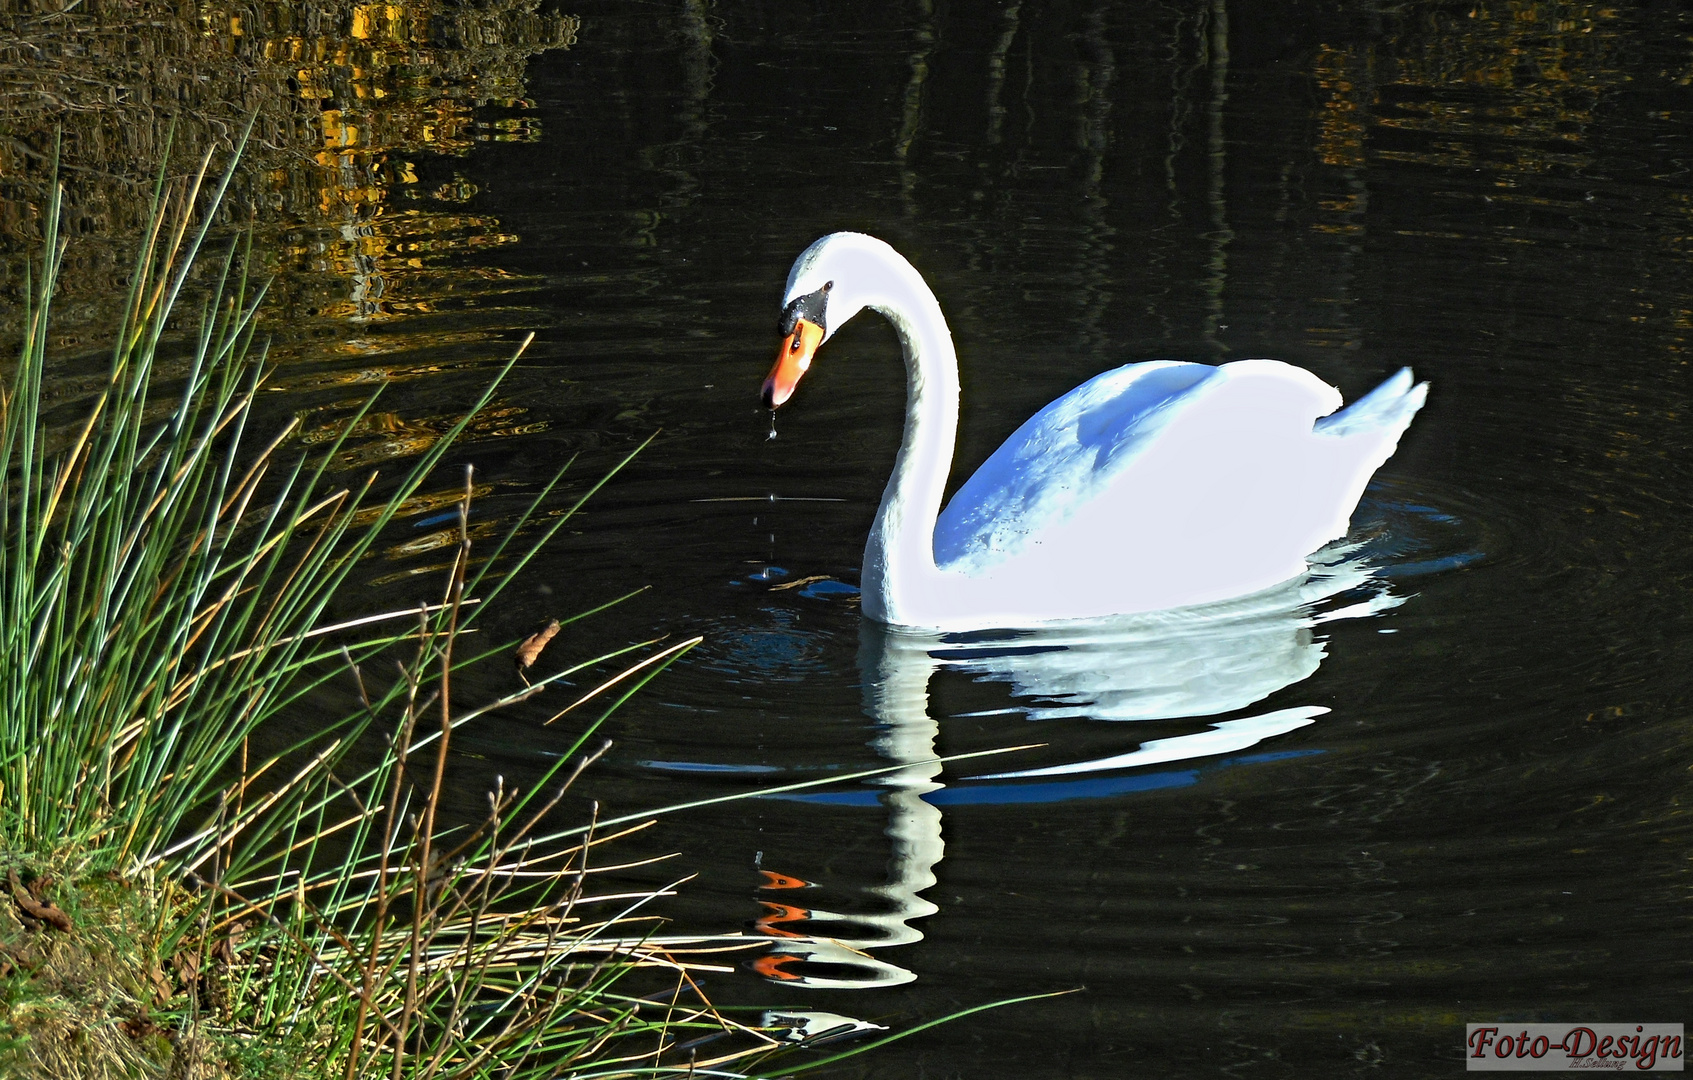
left=153, top=462, right=811, bottom=1079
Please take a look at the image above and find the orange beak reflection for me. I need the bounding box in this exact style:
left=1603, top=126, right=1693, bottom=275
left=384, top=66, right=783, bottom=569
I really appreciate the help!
left=762, top=318, right=824, bottom=409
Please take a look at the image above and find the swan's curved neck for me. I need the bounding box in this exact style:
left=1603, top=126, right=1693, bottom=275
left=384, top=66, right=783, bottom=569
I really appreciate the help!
left=857, top=253, right=960, bottom=625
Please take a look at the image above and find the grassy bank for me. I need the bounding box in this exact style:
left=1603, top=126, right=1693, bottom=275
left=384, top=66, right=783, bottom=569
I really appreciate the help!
left=0, top=141, right=797, bottom=1078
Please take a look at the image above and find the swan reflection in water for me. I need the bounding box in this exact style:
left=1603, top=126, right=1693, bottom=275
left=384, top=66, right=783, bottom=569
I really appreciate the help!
left=749, top=545, right=1404, bottom=989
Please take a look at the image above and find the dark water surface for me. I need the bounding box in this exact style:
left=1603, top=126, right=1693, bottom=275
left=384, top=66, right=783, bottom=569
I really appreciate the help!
left=29, top=0, right=1693, bottom=1075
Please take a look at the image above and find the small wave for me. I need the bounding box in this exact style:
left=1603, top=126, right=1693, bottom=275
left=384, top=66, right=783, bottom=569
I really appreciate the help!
left=690, top=607, right=833, bottom=684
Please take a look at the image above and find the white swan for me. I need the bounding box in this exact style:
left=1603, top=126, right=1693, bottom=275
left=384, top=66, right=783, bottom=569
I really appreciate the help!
left=761, top=232, right=1428, bottom=631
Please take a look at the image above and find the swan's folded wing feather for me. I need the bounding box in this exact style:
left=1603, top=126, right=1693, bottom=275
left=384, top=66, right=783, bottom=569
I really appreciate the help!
left=934, top=360, right=1220, bottom=571
left=1313, top=366, right=1427, bottom=439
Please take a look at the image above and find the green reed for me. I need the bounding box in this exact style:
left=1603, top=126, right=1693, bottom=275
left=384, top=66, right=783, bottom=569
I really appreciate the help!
left=0, top=134, right=1053, bottom=1079
left=0, top=137, right=780, bottom=1077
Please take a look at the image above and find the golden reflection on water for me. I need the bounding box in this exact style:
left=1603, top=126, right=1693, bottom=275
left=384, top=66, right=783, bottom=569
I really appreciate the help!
left=292, top=401, right=547, bottom=471
left=1304, top=2, right=1693, bottom=373
left=0, top=0, right=575, bottom=335
left=1370, top=5, right=1614, bottom=177
left=1313, top=4, right=1643, bottom=183
left=241, top=0, right=572, bottom=326
left=1, top=0, right=578, bottom=525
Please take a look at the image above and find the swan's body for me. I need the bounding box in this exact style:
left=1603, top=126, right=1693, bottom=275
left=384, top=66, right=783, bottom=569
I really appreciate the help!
left=762, top=232, right=1427, bottom=631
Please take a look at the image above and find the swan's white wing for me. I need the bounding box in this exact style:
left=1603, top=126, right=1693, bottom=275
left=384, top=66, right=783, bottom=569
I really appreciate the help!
left=935, top=359, right=1300, bottom=570
left=934, top=360, right=1425, bottom=615
left=934, top=360, right=1219, bottom=569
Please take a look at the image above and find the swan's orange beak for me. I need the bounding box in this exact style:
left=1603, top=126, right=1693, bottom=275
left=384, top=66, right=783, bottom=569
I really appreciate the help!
left=762, top=318, right=823, bottom=409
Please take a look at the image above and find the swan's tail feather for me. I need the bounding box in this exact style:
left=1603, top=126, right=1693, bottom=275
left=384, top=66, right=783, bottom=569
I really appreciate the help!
left=1314, top=367, right=1428, bottom=439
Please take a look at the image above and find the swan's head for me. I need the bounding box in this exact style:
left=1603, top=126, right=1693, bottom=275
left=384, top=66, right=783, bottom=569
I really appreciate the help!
left=762, top=279, right=832, bottom=408
left=761, top=233, right=884, bottom=408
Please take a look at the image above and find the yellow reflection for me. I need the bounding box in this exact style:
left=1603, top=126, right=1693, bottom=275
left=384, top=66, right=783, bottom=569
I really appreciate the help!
left=1315, top=2, right=1631, bottom=180
left=0, top=0, right=578, bottom=338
